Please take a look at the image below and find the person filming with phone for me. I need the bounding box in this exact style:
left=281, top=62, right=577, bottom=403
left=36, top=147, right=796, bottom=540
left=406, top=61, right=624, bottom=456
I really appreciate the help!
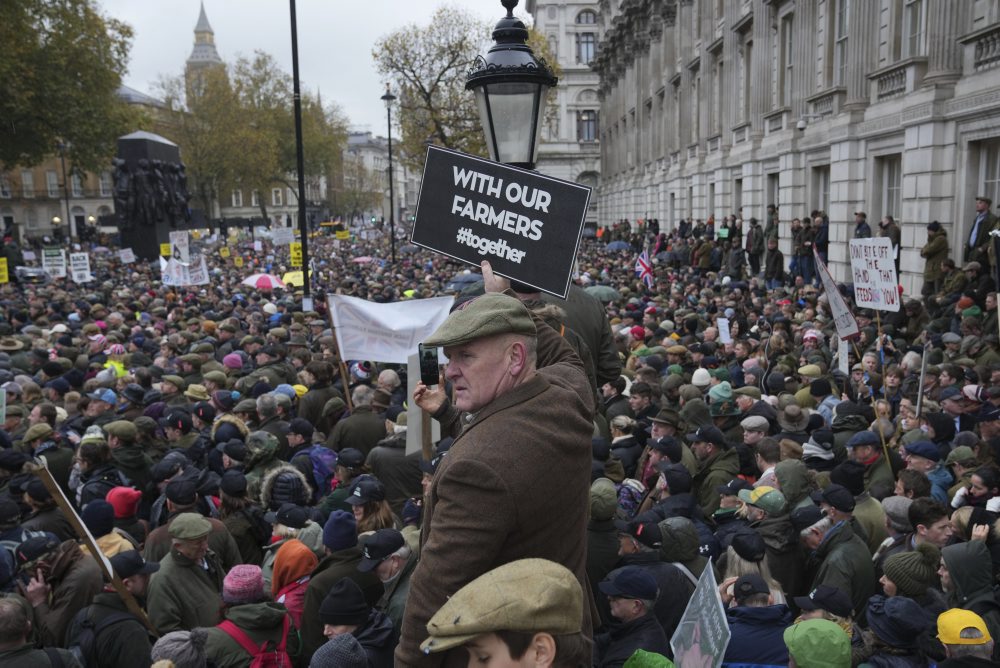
left=395, top=260, right=597, bottom=667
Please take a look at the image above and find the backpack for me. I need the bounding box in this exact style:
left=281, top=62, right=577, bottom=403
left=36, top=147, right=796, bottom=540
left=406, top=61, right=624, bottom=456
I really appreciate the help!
left=218, top=615, right=292, bottom=668
left=67, top=608, right=136, bottom=667
left=240, top=505, right=272, bottom=546
left=296, top=445, right=337, bottom=499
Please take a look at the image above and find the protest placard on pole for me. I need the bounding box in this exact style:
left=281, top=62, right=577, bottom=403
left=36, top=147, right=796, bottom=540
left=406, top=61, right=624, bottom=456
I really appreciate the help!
left=289, top=242, right=303, bottom=267
left=69, top=252, right=93, bottom=283
left=815, top=249, right=860, bottom=339
left=849, top=237, right=900, bottom=312
left=405, top=352, right=442, bottom=457
left=42, top=248, right=66, bottom=278
left=717, top=318, right=732, bottom=344
left=670, top=559, right=730, bottom=668
left=411, top=145, right=591, bottom=298
left=0, top=259, right=7, bottom=284
left=118, top=248, right=136, bottom=263
left=272, top=227, right=295, bottom=245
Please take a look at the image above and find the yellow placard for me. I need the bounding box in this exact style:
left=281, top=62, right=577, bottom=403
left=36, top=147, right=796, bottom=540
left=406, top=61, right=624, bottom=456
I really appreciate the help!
left=219, top=247, right=231, bottom=258
left=234, top=256, right=244, bottom=268
left=0, top=258, right=8, bottom=284
left=159, top=243, right=171, bottom=257
left=191, top=230, right=201, bottom=240
left=289, top=242, right=303, bottom=267
left=335, top=230, right=350, bottom=240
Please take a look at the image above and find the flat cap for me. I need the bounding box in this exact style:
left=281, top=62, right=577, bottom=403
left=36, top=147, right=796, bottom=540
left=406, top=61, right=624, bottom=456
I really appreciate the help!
left=798, top=364, right=822, bottom=378
left=421, top=558, right=582, bottom=654
left=424, top=293, right=536, bottom=348
left=740, top=415, right=770, bottom=432
left=103, top=421, right=137, bottom=441
left=161, top=375, right=186, bottom=390
left=168, top=512, right=212, bottom=540
left=734, top=386, right=762, bottom=400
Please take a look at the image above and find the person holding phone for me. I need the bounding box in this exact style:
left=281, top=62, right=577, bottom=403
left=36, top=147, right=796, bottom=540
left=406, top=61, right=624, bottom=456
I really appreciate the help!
left=395, top=261, right=595, bottom=667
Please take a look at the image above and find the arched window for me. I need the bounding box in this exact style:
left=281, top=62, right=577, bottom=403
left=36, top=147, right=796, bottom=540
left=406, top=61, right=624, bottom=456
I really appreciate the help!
left=577, top=10, right=597, bottom=24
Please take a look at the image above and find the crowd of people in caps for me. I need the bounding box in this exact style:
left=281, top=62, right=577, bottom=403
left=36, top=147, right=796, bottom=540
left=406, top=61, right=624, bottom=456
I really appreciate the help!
left=0, top=201, right=998, bottom=668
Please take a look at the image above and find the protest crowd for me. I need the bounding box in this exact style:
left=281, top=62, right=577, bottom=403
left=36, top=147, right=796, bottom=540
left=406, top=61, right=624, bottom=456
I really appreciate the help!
left=1, top=198, right=1000, bottom=668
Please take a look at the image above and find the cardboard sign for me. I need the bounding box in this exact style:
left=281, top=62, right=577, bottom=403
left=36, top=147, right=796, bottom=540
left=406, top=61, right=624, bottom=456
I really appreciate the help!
left=670, top=559, right=730, bottom=668
left=118, top=248, right=136, bottom=264
left=335, top=230, right=350, bottom=240
left=849, top=237, right=900, bottom=312
left=69, top=252, right=93, bottom=283
left=234, top=256, right=244, bottom=268
left=169, top=230, right=190, bottom=265
left=272, top=227, right=295, bottom=245
left=815, top=249, right=860, bottom=339
left=0, top=258, right=7, bottom=284
left=289, top=242, right=303, bottom=267
left=717, top=318, right=732, bottom=344
left=253, top=240, right=263, bottom=252
left=159, top=243, right=171, bottom=257
left=219, top=246, right=231, bottom=258
left=42, top=248, right=66, bottom=278
left=411, top=145, right=591, bottom=298
left=22, top=251, right=36, bottom=261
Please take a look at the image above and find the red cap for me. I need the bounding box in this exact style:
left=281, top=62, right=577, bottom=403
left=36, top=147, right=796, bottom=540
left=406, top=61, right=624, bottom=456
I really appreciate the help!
left=630, top=326, right=646, bottom=340
left=106, top=486, right=142, bottom=518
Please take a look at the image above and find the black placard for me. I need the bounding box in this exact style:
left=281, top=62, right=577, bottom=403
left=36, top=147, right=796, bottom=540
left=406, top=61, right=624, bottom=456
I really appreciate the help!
left=411, top=146, right=591, bottom=298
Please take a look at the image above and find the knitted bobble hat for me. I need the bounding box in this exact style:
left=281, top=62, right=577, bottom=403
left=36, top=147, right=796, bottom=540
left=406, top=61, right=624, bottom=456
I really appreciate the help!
left=882, top=542, right=941, bottom=598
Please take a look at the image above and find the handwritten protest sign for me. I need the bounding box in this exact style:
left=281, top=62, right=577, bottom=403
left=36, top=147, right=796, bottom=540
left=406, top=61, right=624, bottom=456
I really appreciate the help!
left=412, top=146, right=590, bottom=298
left=849, top=237, right=899, bottom=312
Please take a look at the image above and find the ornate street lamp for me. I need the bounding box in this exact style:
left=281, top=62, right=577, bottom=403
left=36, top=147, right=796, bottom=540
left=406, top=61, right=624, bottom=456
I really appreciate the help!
left=466, top=0, right=558, bottom=170
left=381, top=84, right=397, bottom=264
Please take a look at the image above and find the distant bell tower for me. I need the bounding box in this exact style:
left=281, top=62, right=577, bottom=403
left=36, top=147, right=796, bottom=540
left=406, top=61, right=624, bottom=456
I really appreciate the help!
left=184, top=2, right=224, bottom=99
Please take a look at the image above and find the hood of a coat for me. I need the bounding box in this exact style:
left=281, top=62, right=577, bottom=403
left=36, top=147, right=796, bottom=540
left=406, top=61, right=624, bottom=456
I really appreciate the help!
left=658, top=516, right=700, bottom=562
left=260, top=464, right=312, bottom=510
left=590, top=478, right=618, bottom=521
left=774, top=459, right=813, bottom=507
left=211, top=413, right=249, bottom=440
left=224, top=601, right=289, bottom=629
left=244, top=430, right=280, bottom=470
left=942, top=541, right=994, bottom=605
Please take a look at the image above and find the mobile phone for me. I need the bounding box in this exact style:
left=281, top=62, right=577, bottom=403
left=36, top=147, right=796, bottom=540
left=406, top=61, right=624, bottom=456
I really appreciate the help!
left=418, top=344, right=439, bottom=386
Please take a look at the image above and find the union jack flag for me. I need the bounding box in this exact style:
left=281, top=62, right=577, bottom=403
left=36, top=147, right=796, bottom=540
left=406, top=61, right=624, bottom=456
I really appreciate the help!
left=635, top=251, right=654, bottom=289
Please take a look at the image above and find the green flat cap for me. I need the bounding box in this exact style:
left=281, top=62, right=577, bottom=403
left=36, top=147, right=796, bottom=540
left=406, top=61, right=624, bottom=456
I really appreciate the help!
left=169, top=512, right=212, bottom=540
left=5, top=405, right=24, bottom=418
left=179, top=354, right=201, bottom=365
left=424, top=293, right=536, bottom=348
left=945, top=445, right=977, bottom=466
left=734, top=386, right=761, bottom=399
left=23, top=423, right=53, bottom=443
left=421, top=558, right=582, bottom=654
left=234, top=398, right=258, bottom=413
left=162, top=375, right=186, bottom=390
left=203, top=371, right=227, bottom=386
left=798, top=364, right=822, bottom=378
left=103, top=421, right=137, bottom=441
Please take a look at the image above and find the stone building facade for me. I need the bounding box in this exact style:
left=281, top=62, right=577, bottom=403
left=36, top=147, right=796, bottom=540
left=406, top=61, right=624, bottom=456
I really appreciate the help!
left=526, top=0, right=603, bottom=229
left=594, top=0, right=1000, bottom=293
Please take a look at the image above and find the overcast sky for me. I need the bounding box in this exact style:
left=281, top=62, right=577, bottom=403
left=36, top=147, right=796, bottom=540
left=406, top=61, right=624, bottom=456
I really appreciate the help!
left=97, top=0, right=508, bottom=135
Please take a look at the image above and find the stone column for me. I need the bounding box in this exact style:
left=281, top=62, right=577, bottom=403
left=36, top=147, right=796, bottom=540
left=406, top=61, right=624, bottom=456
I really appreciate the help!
left=750, top=2, right=773, bottom=138
left=924, top=0, right=970, bottom=85
left=844, top=0, right=877, bottom=109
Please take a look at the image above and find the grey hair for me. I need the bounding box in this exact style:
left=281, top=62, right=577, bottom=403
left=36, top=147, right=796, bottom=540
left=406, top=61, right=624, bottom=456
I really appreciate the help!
left=799, top=516, right=832, bottom=539
left=256, top=393, right=278, bottom=419
left=352, top=384, right=374, bottom=407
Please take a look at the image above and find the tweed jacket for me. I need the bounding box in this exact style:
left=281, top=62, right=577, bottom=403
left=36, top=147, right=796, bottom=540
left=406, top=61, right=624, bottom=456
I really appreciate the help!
left=395, top=310, right=596, bottom=667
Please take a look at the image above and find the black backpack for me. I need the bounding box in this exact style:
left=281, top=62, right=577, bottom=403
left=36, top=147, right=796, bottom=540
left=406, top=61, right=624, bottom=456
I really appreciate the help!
left=68, top=608, right=136, bottom=667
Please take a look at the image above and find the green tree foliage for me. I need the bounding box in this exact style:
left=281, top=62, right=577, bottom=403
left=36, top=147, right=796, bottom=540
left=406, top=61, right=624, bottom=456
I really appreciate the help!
left=0, top=0, right=137, bottom=171
left=157, top=52, right=347, bottom=218
left=373, top=5, right=561, bottom=172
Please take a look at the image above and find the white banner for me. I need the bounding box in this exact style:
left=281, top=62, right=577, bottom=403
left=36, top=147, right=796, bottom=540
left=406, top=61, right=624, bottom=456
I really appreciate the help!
left=328, top=294, right=454, bottom=364
left=69, top=252, right=93, bottom=283
left=815, top=249, right=860, bottom=339
left=169, top=230, right=190, bottom=265
left=849, top=237, right=900, bottom=312
left=42, top=248, right=66, bottom=278
left=159, top=255, right=210, bottom=286
left=118, top=248, right=136, bottom=264
left=271, top=227, right=295, bottom=245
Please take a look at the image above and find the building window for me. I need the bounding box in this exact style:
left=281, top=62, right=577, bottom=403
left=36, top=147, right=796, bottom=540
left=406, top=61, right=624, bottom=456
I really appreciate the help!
left=734, top=178, right=743, bottom=212
left=577, top=110, right=599, bottom=141
left=21, top=171, right=34, bottom=198
left=99, top=171, right=112, bottom=197
left=834, top=0, right=849, bottom=86
left=780, top=15, right=794, bottom=106
left=712, top=58, right=724, bottom=134
left=231, top=189, right=243, bottom=207
left=577, top=9, right=597, bottom=24
left=576, top=33, right=596, bottom=64
left=903, top=0, right=926, bottom=58
left=26, top=209, right=38, bottom=228
left=71, top=174, right=83, bottom=197
left=47, top=171, right=59, bottom=198
left=0, top=176, right=10, bottom=199
left=251, top=190, right=260, bottom=207
left=272, top=188, right=283, bottom=207
left=813, top=166, right=830, bottom=215
left=877, top=155, right=902, bottom=222
left=979, top=141, right=1000, bottom=210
